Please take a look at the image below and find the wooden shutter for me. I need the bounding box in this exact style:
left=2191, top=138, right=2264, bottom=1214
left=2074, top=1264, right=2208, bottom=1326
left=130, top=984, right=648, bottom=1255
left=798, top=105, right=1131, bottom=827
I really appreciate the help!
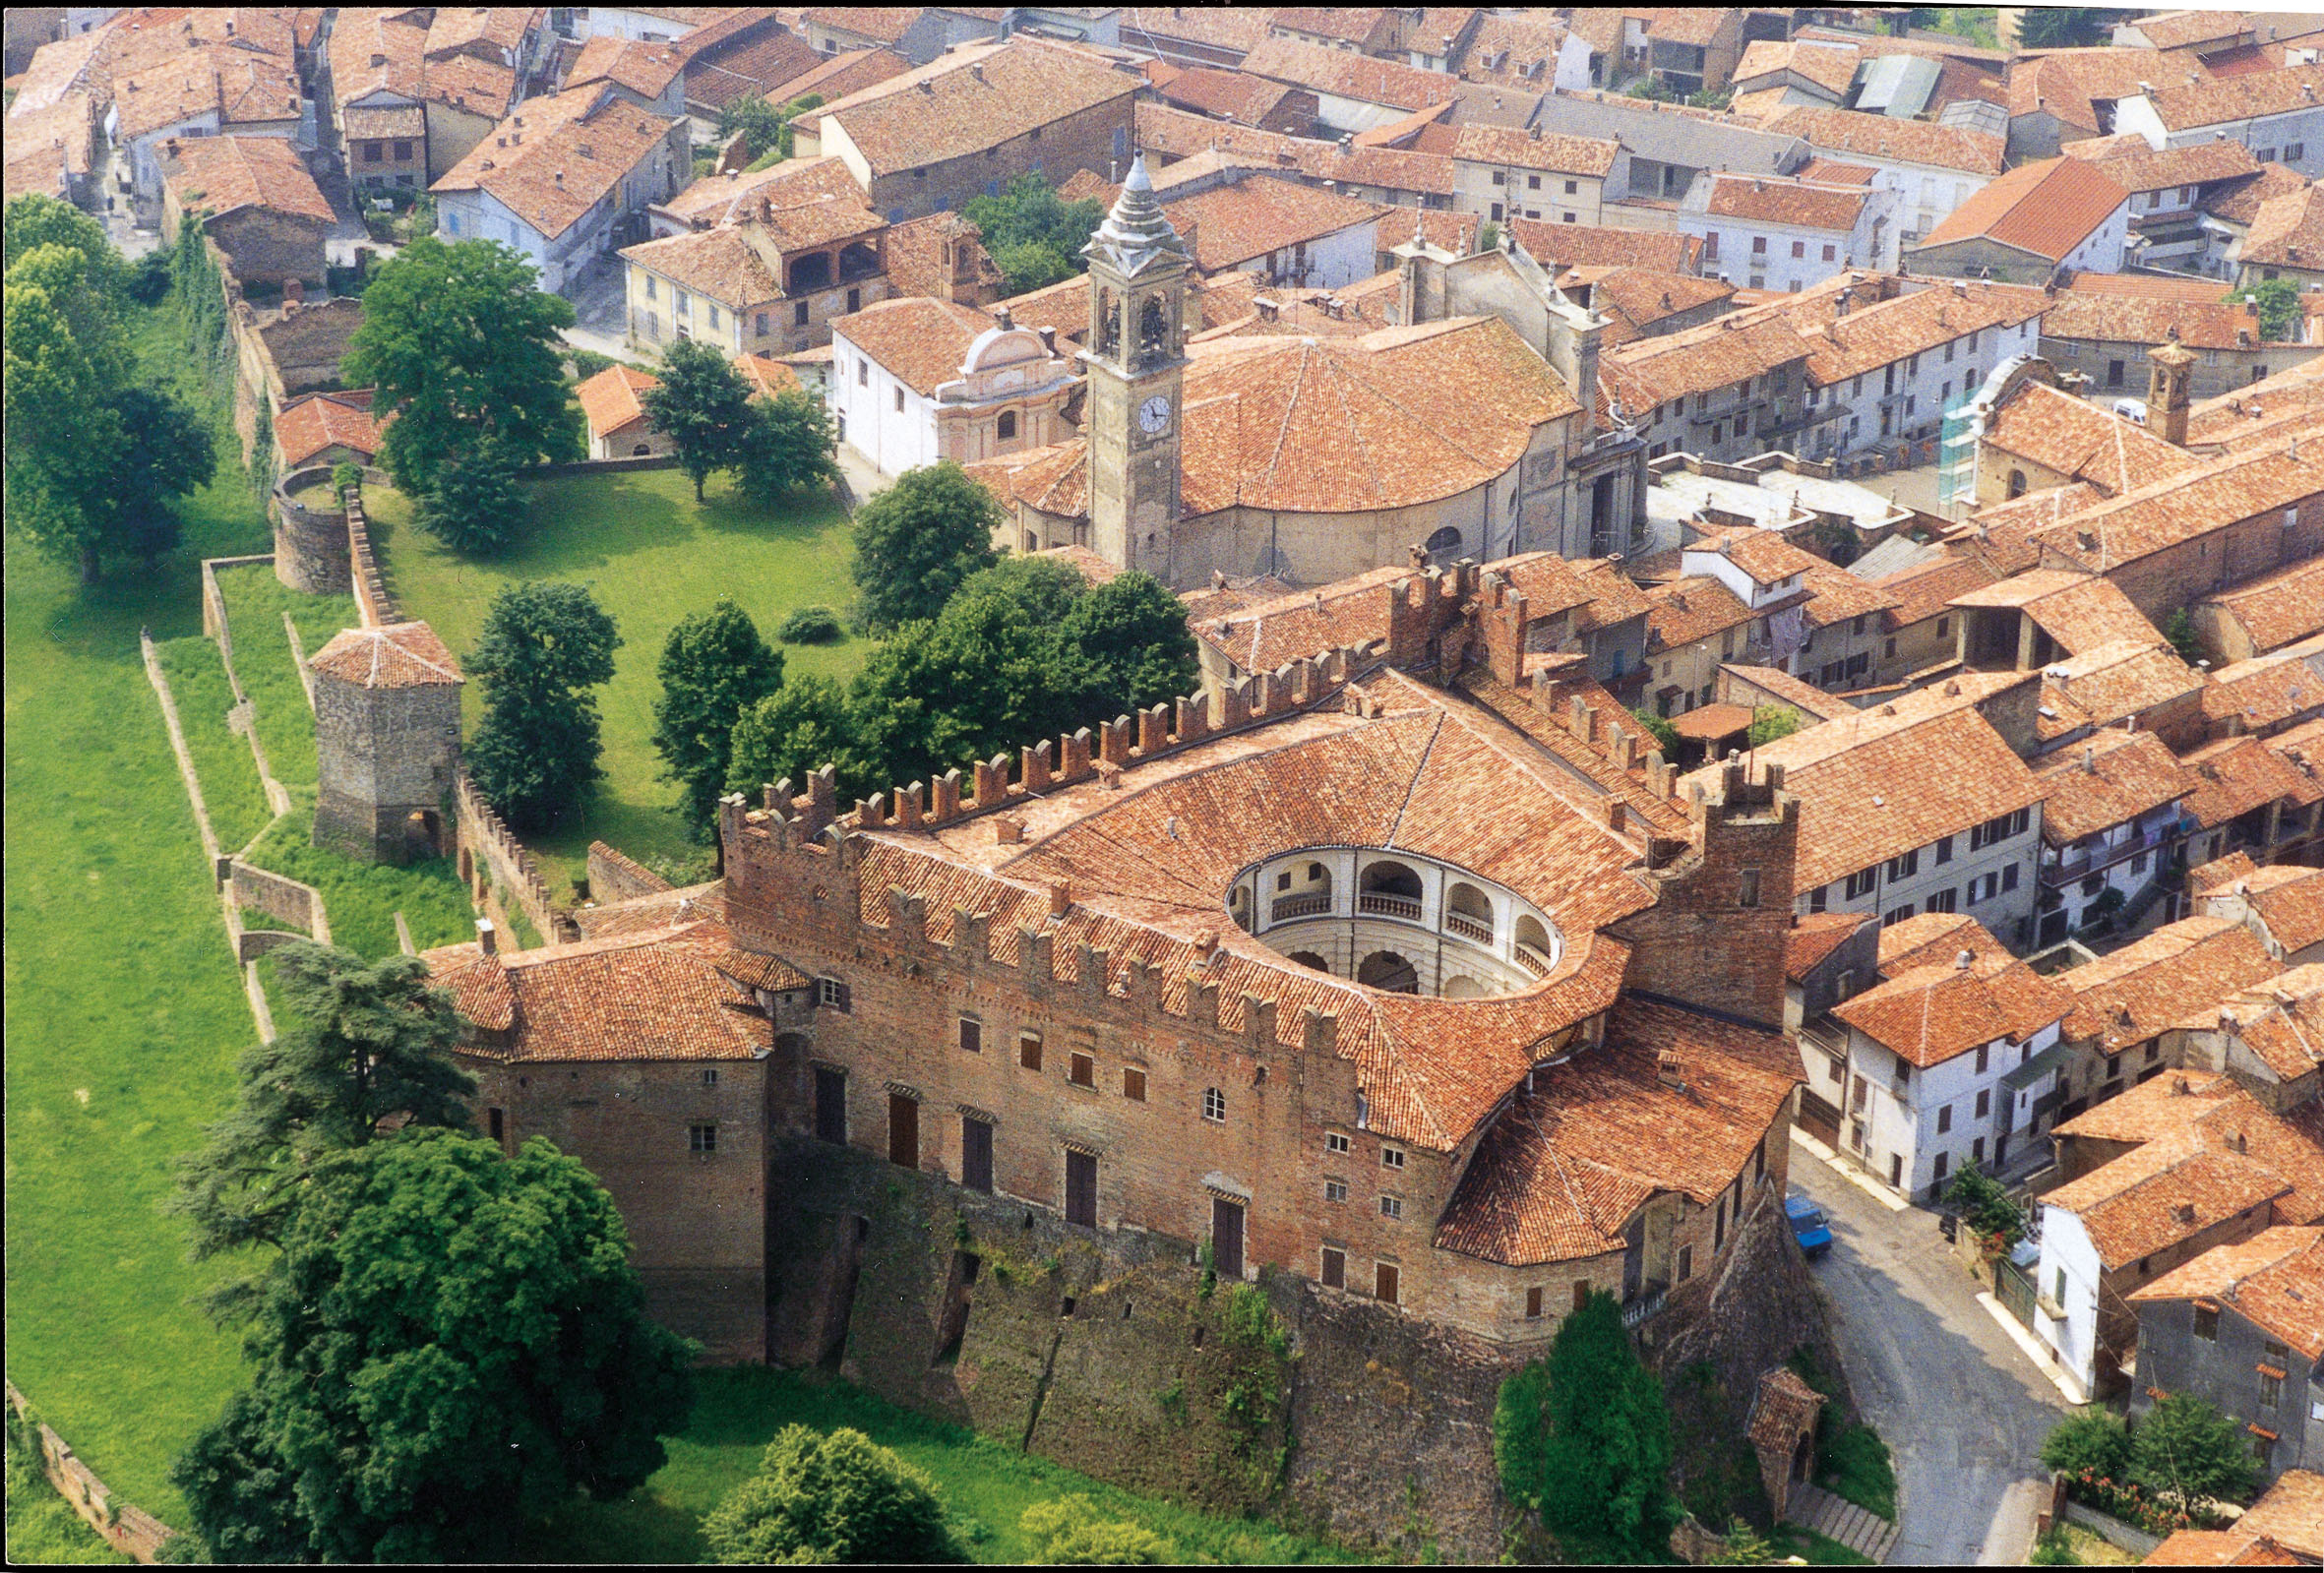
left=1211, top=1196, right=1245, bottom=1281
left=887, top=1093, right=918, bottom=1170
left=961, top=1117, right=993, bottom=1193
left=1065, top=1150, right=1097, bottom=1227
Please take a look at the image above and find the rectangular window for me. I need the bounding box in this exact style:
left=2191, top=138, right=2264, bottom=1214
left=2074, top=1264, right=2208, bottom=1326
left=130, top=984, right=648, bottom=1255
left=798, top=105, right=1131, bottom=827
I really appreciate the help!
left=846, top=286, right=861, bottom=313
left=757, top=312, right=769, bottom=335
left=2260, top=1370, right=2283, bottom=1408
left=1822, top=243, right=1836, bottom=262
left=887, top=1094, right=918, bottom=1169
left=690, top=1121, right=717, bottom=1154
left=1018, top=1032, right=1043, bottom=1071
left=1064, top=1150, right=1097, bottom=1227
left=1375, top=1262, right=1400, bottom=1304
left=1678, top=1244, right=1694, bottom=1282
left=1935, top=835, right=1953, bottom=865
left=1069, top=1052, right=1095, bottom=1089
left=1809, top=883, right=1829, bottom=913
left=1751, top=235, right=1767, bottom=255
left=675, top=289, right=690, bottom=317
left=1321, top=1246, right=1346, bottom=1288
left=1526, top=1286, right=1545, bottom=1319
left=1932, top=1150, right=1950, bottom=1182
left=1325, top=1179, right=1348, bottom=1202
left=857, top=359, right=868, bottom=386
left=1380, top=1194, right=1403, bottom=1221
left=1123, top=1065, right=1145, bottom=1101
left=818, top=976, right=850, bottom=1011
left=1976, top=1088, right=1990, bottom=1118
left=708, top=305, right=721, bottom=331
left=363, top=140, right=384, bottom=162
left=793, top=300, right=810, bottom=327
left=1938, top=1105, right=1952, bottom=1134
left=2194, top=1302, right=2220, bottom=1340
left=1326, top=1131, right=1351, bottom=1155
left=1738, top=869, right=1761, bottom=908
left=1527, top=173, right=1540, bottom=190
left=488, top=1107, right=505, bottom=1141
left=2002, top=863, right=2019, bottom=893
left=1564, top=179, right=1578, bottom=195
left=1792, top=239, right=1805, bottom=259
left=1975, top=1045, right=1988, bottom=1075
left=814, top=1066, right=846, bottom=1144
left=893, top=387, right=904, bottom=413
left=961, top=1117, right=993, bottom=1192
left=1883, top=903, right=1916, bottom=926
left=958, top=1017, right=982, bottom=1054
left=1715, top=1196, right=1727, bottom=1251
left=1381, top=1147, right=1405, bottom=1170
left=393, top=140, right=413, bottom=161
left=1846, top=869, right=1877, bottom=900
left=1212, top=1196, right=1246, bottom=1279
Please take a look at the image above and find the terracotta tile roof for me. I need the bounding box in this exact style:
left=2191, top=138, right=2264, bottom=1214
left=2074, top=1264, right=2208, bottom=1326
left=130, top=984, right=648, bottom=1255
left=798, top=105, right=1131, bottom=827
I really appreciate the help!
left=656, top=154, right=863, bottom=227
left=568, top=33, right=688, bottom=98
left=424, top=6, right=539, bottom=62
left=2205, top=159, right=2310, bottom=227
left=2059, top=916, right=2280, bottom=1049
left=1704, top=172, right=1868, bottom=232
left=1735, top=38, right=1862, bottom=96
left=2019, top=428, right=2323, bottom=573
left=572, top=880, right=724, bottom=940
left=1409, top=118, right=1622, bottom=177
left=333, top=7, right=519, bottom=122
left=734, top=350, right=804, bottom=402
left=682, top=29, right=825, bottom=114
left=2236, top=1471, right=2324, bottom=1561
left=1241, top=32, right=1462, bottom=112
left=761, top=44, right=913, bottom=110
left=1372, top=206, right=1483, bottom=258
left=2271, top=714, right=2324, bottom=804
left=798, top=38, right=1136, bottom=178
left=2184, top=734, right=2317, bottom=829
left=308, top=621, right=463, bottom=689
left=2033, top=728, right=2196, bottom=842
left=1875, top=910, right=2012, bottom=974
left=577, top=363, right=659, bottom=441
left=621, top=191, right=883, bottom=304
left=2127, top=1227, right=2323, bottom=1360
left=2066, top=136, right=2261, bottom=195
left=112, top=46, right=303, bottom=142
left=1191, top=564, right=1410, bottom=676
left=1568, top=267, right=1735, bottom=347
left=832, top=295, right=996, bottom=397
left=1151, top=64, right=1300, bottom=126
left=1871, top=551, right=1999, bottom=630
left=2123, top=8, right=2254, bottom=49
left=275, top=392, right=385, bottom=468
left=2203, top=635, right=2324, bottom=737
left=1715, top=663, right=1861, bottom=725
left=432, top=84, right=682, bottom=241
left=1167, top=315, right=1580, bottom=515
left=2188, top=360, right=2324, bottom=448
left=884, top=210, right=1004, bottom=302
left=1506, top=216, right=1698, bottom=274
left=1694, top=526, right=1825, bottom=588
left=2039, top=638, right=2203, bottom=740
left=429, top=922, right=772, bottom=1061
left=1798, top=560, right=1899, bottom=632
left=800, top=8, right=927, bottom=46
left=1756, top=104, right=2005, bottom=175
left=1786, top=910, right=1877, bottom=980
left=1681, top=680, right=2044, bottom=892
left=1670, top=701, right=1753, bottom=742
left=1268, top=8, right=1394, bottom=49
left=2043, top=292, right=2273, bottom=353
left=2239, top=185, right=2324, bottom=272
left=2238, top=869, right=2324, bottom=956
left=1118, top=6, right=1278, bottom=60
left=2145, top=1530, right=2304, bottom=1566
left=1738, top=274, right=2050, bottom=388
left=1834, top=946, right=2072, bottom=1067
left=2199, top=560, right=2324, bottom=658
left=1434, top=998, right=1800, bottom=1266
left=160, top=134, right=334, bottom=224
left=2195, top=850, right=2264, bottom=893
left=2062, top=1145, right=2293, bottom=1268
left=1455, top=11, right=1571, bottom=89
left=2146, top=63, right=2324, bottom=133
left=1160, top=171, right=1380, bottom=271
left=2009, top=47, right=2179, bottom=136
left=1645, top=575, right=1754, bottom=652
left=1606, top=313, right=1814, bottom=414
left=1978, top=382, right=2201, bottom=499
left=1914, top=155, right=2128, bottom=260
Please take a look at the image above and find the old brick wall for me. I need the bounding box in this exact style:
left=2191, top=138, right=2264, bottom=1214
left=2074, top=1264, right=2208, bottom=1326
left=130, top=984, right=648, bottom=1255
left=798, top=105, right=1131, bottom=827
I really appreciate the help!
left=2086, top=494, right=2324, bottom=628
left=210, top=208, right=329, bottom=291
left=869, top=91, right=1135, bottom=221
left=586, top=840, right=676, bottom=904
left=1614, top=769, right=1802, bottom=1030
left=271, top=472, right=357, bottom=594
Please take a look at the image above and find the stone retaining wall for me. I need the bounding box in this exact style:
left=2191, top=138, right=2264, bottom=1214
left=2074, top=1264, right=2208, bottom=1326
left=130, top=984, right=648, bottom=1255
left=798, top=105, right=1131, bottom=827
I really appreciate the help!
left=225, top=858, right=329, bottom=944
left=5, top=1381, right=178, bottom=1563
left=528, top=452, right=681, bottom=479
left=455, top=771, right=576, bottom=946
left=585, top=840, right=673, bottom=905
left=2061, top=1498, right=2164, bottom=1557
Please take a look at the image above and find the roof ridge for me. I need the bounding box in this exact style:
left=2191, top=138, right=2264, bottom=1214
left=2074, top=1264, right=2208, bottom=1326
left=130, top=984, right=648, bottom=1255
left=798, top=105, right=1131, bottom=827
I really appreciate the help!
left=1384, top=708, right=1446, bottom=852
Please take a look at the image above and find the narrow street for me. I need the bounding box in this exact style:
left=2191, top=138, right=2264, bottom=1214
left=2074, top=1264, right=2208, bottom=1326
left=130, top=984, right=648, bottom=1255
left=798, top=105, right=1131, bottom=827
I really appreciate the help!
left=1790, top=1136, right=2067, bottom=1565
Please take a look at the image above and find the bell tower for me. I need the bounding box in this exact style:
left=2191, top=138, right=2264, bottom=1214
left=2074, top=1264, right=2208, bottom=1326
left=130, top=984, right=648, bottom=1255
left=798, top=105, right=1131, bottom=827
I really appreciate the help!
left=2146, top=326, right=2194, bottom=447
left=1082, top=156, right=1190, bottom=577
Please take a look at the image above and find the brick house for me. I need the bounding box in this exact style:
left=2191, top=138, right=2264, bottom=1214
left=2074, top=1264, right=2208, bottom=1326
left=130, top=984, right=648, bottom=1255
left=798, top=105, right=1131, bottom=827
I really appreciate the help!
left=330, top=7, right=538, bottom=191
left=2039, top=292, right=2321, bottom=402
left=576, top=363, right=671, bottom=459
left=791, top=38, right=1140, bottom=222
left=2129, top=1228, right=2324, bottom=1483
left=158, top=135, right=332, bottom=292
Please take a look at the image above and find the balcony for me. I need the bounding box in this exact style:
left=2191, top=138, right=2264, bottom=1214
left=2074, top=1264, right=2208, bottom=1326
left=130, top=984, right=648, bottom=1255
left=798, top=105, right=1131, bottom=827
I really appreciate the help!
left=1801, top=1017, right=1847, bottom=1058
left=2040, top=823, right=2175, bottom=887
left=1269, top=893, right=1331, bottom=923
left=1513, top=941, right=1554, bottom=978
left=1443, top=912, right=1495, bottom=945
left=1357, top=891, right=1423, bottom=922
left=1621, top=1285, right=1669, bottom=1329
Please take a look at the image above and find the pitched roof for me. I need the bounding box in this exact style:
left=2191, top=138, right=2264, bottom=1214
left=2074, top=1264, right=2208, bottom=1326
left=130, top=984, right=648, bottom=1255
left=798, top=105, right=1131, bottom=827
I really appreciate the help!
left=2017, top=426, right=2323, bottom=573
left=1978, top=382, right=2201, bottom=498
left=333, top=6, right=519, bottom=122
left=2038, top=638, right=2203, bottom=740
left=654, top=153, right=865, bottom=228
left=1605, top=313, right=1815, bottom=413
left=2128, top=1228, right=2322, bottom=1358
left=1680, top=679, right=2044, bottom=892
left=2235, top=1471, right=2324, bottom=1561
left=2235, top=868, right=2324, bottom=957
left=1913, top=155, right=2128, bottom=261
left=1240, top=32, right=1462, bottom=112
left=577, top=362, right=659, bottom=440
left=308, top=621, right=463, bottom=689
left=2238, top=184, right=2324, bottom=272
left=733, top=350, right=804, bottom=402
left=112, top=46, right=303, bottom=142
left=833, top=295, right=998, bottom=397
left=1509, top=216, right=1700, bottom=274
left=800, top=38, right=1136, bottom=178
left=428, top=921, right=773, bottom=1062
left=680, top=27, right=825, bottom=114
left=2009, top=47, right=2180, bottom=136
left=160, top=134, right=334, bottom=225
left=2182, top=733, right=2319, bottom=829
left=567, top=33, right=688, bottom=98
left=1645, top=575, right=1754, bottom=651
left=2059, top=915, right=2280, bottom=1050
left=2062, top=135, right=2260, bottom=195
left=1786, top=910, right=1877, bottom=981
left=1871, top=551, right=1999, bottom=630
left=1409, top=118, right=1622, bottom=177
left=2199, top=558, right=2324, bottom=658
left=1833, top=946, right=2072, bottom=1067
left=2202, top=635, right=2324, bottom=737
left=2196, top=960, right=2324, bottom=1091
left=2144, top=63, right=2324, bottom=132
left=275, top=392, right=385, bottom=468
left=1735, top=38, right=1863, bottom=96
left=1159, top=171, right=1381, bottom=271
left=1149, top=63, right=1302, bottom=126
left=1755, top=103, right=2005, bottom=175
left=2042, top=292, right=2274, bottom=351
left=431, top=84, right=682, bottom=241
left=620, top=191, right=884, bottom=303
left=2032, top=728, right=2195, bottom=842
left=1702, top=172, right=1869, bottom=232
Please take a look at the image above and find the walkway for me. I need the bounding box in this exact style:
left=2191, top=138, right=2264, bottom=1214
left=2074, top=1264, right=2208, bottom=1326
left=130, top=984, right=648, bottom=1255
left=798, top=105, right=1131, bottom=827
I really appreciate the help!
left=1789, top=1483, right=1900, bottom=1562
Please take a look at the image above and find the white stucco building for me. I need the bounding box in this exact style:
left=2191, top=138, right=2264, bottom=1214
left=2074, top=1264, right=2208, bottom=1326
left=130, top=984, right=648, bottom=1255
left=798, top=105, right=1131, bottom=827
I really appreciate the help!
left=1681, top=170, right=1901, bottom=291
left=829, top=298, right=1077, bottom=477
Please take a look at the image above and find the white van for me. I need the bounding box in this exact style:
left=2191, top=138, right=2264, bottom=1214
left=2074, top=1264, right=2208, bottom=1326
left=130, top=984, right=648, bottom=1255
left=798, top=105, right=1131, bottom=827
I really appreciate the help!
left=2110, top=397, right=2147, bottom=425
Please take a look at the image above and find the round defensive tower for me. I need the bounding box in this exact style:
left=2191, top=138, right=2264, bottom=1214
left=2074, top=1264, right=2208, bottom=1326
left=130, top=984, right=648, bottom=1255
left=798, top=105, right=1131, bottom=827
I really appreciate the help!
left=272, top=466, right=356, bottom=594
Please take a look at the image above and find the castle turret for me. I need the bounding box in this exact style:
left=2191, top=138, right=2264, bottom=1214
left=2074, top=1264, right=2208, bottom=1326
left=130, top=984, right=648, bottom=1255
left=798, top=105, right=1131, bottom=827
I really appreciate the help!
left=308, top=622, right=464, bottom=864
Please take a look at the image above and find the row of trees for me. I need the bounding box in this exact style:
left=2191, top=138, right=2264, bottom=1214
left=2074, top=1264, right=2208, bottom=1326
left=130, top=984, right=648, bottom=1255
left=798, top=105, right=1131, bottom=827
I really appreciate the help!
left=166, top=943, right=695, bottom=1561
left=2041, top=1399, right=2263, bottom=1523
left=3, top=195, right=216, bottom=583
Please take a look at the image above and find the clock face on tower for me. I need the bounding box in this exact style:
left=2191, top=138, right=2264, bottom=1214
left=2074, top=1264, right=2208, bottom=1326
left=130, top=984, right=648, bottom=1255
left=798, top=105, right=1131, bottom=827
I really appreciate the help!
left=1137, top=393, right=1173, bottom=435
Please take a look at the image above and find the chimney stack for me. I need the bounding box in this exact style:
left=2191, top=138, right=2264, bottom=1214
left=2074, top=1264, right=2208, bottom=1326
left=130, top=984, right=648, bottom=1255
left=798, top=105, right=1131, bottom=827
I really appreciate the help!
left=476, top=918, right=498, bottom=956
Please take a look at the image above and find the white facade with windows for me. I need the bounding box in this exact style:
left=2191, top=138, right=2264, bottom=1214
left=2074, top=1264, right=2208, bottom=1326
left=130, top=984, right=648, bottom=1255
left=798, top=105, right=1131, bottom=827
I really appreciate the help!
left=1803, top=307, right=2046, bottom=463
left=1798, top=808, right=2045, bottom=943
left=2028, top=1206, right=2104, bottom=1403
left=1682, top=183, right=1901, bottom=292
left=1833, top=1011, right=2066, bottom=1204
left=2113, top=96, right=2324, bottom=179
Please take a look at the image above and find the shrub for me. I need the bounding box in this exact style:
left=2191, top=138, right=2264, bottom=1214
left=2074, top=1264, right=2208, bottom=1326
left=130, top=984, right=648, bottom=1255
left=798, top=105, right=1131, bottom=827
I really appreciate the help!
left=2041, top=1411, right=2130, bottom=1482
left=702, top=1425, right=963, bottom=1564
left=1019, top=1495, right=1173, bottom=1564
left=567, top=347, right=615, bottom=381
left=330, top=460, right=364, bottom=495
left=2130, top=1395, right=2261, bottom=1510
left=1944, top=1164, right=2026, bottom=1248
left=1630, top=706, right=1681, bottom=756
left=778, top=604, right=844, bottom=643
left=127, top=247, right=173, bottom=304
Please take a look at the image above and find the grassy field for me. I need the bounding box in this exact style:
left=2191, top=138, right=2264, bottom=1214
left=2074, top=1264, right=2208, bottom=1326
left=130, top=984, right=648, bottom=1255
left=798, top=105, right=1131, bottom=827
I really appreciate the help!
left=151, top=635, right=273, bottom=854
left=213, top=564, right=356, bottom=789
left=520, top=1366, right=1360, bottom=1565
left=365, top=469, right=863, bottom=891
left=4, top=303, right=275, bottom=1525
left=241, top=798, right=476, bottom=959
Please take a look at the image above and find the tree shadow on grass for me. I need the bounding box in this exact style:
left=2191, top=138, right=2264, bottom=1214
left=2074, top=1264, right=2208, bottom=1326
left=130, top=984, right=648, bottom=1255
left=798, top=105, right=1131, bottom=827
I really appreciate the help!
left=523, top=1488, right=709, bottom=1565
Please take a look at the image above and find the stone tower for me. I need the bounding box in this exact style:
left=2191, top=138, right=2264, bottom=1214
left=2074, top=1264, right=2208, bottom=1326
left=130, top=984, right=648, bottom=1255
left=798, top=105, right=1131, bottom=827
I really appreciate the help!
left=1082, top=155, right=1191, bottom=576
left=308, top=622, right=464, bottom=865
left=2148, top=327, right=2195, bottom=447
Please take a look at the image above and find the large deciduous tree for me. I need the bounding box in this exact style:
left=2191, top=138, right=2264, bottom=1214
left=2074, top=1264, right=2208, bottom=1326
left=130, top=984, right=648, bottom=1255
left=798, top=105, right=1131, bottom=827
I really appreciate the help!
left=413, top=431, right=528, bottom=555
left=642, top=336, right=759, bottom=502
left=1067, top=570, right=1198, bottom=718
left=963, top=173, right=1105, bottom=296
left=465, top=580, right=623, bottom=831
left=1495, top=1289, right=1678, bottom=1560
left=342, top=237, right=582, bottom=499
left=652, top=597, right=785, bottom=839
left=2130, top=1395, right=2262, bottom=1509
left=170, top=942, right=473, bottom=1306
left=848, top=460, right=1001, bottom=632
left=171, top=1128, right=697, bottom=1563
left=726, top=674, right=854, bottom=804
left=736, top=389, right=840, bottom=505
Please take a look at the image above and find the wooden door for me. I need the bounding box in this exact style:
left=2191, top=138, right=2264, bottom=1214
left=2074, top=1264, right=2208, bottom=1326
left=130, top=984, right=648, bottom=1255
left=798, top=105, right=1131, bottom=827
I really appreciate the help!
left=1211, top=1196, right=1246, bottom=1281
left=961, top=1117, right=993, bottom=1193
left=814, top=1066, right=847, bottom=1145
left=1065, top=1150, right=1096, bottom=1228
left=887, top=1093, right=918, bottom=1170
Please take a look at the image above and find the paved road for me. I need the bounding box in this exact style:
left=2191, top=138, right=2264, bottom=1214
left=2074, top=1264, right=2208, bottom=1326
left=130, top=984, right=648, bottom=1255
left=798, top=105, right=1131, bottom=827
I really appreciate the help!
left=1790, top=1138, right=2066, bottom=1565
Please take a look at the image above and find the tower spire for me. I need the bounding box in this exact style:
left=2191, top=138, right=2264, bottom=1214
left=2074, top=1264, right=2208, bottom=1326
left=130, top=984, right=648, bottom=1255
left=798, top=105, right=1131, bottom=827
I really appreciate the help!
left=1084, top=154, right=1189, bottom=277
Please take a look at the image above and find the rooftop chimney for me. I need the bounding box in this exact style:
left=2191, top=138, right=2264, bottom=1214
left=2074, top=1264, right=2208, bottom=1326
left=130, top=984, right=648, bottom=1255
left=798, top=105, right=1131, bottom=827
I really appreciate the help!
left=476, top=918, right=498, bottom=956
left=1047, top=878, right=1071, bottom=918
left=1955, top=948, right=1974, bottom=971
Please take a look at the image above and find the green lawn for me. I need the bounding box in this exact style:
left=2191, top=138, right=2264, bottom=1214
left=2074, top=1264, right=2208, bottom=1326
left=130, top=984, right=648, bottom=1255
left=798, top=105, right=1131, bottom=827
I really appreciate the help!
left=365, top=470, right=862, bottom=892
left=213, top=564, right=357, bottom=790
left=151, top=635, right=272, bottom=854
left=4, top=301, right=275, bottom=1526
left=241, top=797, right=476, bottom=960
left=519, top=1367, right=1361, bottom=1565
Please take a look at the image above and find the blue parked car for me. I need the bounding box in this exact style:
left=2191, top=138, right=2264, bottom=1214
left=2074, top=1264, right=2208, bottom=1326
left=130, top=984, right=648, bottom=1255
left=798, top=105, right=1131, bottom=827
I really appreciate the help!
left=1787, top=1194, right=1833, bottom=1259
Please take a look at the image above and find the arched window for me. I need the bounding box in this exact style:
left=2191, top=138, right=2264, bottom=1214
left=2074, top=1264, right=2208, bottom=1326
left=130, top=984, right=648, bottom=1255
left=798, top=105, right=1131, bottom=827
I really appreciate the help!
left=1286, top=950, right=1330, bottom=972
left=1445, top=881, right=1494, bottom=942
left=1359, top=860, right=1423, bottom=920
left=1357, top=950, right=1420, bottom=994
left=1441, top=974, right=1487, bottom=999
left=998, top=409, right=1018, bottom=441
left=1202, top=1086, right=1226, bottom=1121
left=1095, top=286, right=1120, bottom=357
left=1137, top=294, right=1169, bottom=363
left=1425, top=525, right=1464, bottom=558
left=2006, top=468, right=2028, bottom=499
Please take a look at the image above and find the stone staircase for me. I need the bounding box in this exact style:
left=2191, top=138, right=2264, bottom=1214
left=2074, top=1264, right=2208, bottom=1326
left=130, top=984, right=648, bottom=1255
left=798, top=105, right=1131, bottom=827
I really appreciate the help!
left=1789, top=1482, right=1900, bottom=1562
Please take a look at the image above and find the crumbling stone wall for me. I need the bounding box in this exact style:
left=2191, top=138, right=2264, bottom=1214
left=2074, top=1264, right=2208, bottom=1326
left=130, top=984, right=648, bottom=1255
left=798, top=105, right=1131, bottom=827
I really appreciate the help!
left=272, top=468, right=355, bottom=594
